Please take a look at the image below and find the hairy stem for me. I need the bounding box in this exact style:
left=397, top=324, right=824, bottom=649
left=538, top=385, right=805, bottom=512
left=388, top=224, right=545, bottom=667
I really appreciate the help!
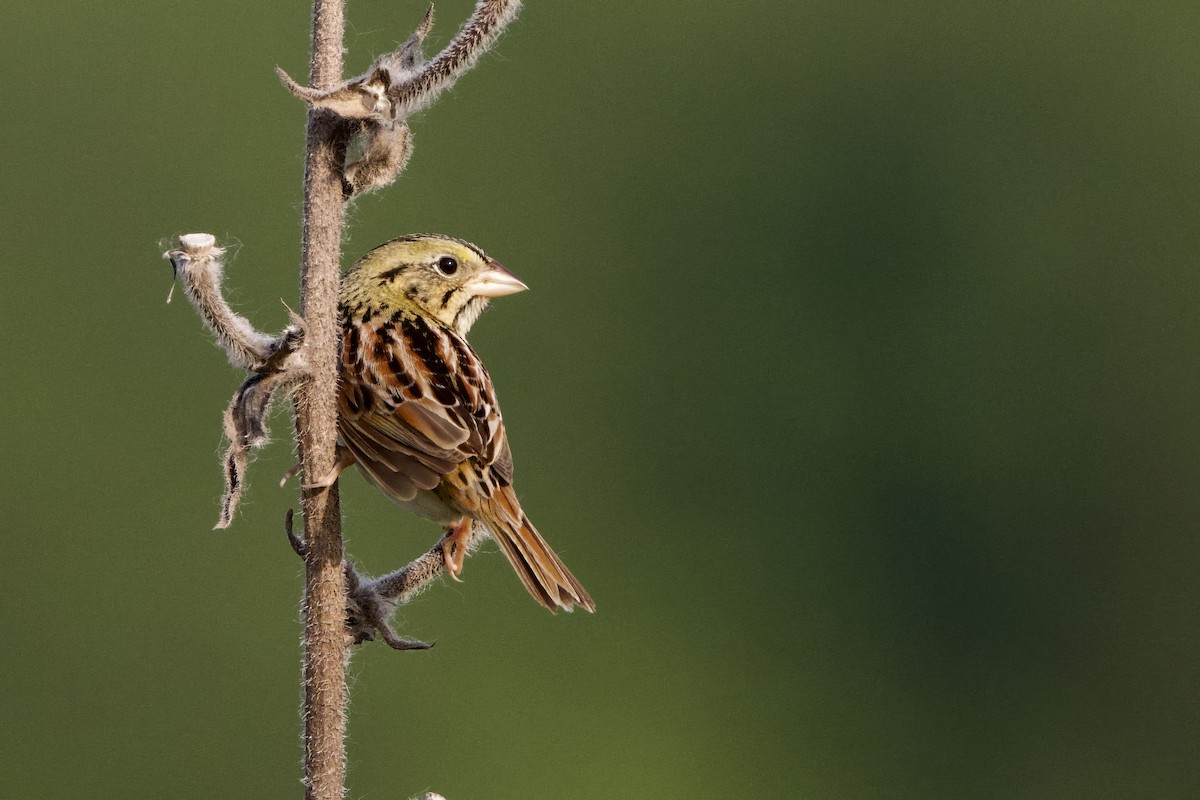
left=163, top=235, right=277, bottom=370
left=167, top=2, right=527, bottom=797
left=297, top=1, right=350, bottom=798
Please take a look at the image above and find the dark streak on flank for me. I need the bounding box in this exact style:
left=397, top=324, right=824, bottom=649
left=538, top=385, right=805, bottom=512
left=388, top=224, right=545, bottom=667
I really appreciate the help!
left=345, top=323, right=360, bottom=364
left=446, top=334, right=488, bottom=420
left=402, top=316, right=458, bottom=406
left=446, top=334, right=475, bottom=384
left=344, top=384, right=360, bottom=414
left=386, top=352, right=416, bottom=389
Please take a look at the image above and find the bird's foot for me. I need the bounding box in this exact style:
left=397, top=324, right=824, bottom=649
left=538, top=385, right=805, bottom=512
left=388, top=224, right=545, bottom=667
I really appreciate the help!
left=300, top=447, right=357, bottom=491
left=440, top=518, right=473, bottom=582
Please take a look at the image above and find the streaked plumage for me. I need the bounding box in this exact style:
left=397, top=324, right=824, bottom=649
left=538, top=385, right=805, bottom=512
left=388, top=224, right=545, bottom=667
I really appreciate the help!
left=331, top=234, right=593, bottom=613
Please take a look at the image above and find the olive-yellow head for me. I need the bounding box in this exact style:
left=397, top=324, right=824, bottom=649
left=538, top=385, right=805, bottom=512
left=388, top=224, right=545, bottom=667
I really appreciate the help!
left=340, top=234, right=527, bottom=335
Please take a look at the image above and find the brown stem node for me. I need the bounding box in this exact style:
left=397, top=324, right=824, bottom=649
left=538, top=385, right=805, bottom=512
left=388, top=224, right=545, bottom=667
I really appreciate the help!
left=276, top=0, right=522, bottom=196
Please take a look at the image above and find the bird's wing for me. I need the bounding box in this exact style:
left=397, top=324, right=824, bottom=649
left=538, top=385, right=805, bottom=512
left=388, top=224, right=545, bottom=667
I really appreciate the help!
left=338, top=309, right=512, bottom=501
left=342, top=307, right=591, bottom=613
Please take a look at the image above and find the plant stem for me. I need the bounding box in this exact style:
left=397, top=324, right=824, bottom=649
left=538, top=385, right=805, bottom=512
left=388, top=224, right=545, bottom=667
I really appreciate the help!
left=297, top=0, right=349, bottom=798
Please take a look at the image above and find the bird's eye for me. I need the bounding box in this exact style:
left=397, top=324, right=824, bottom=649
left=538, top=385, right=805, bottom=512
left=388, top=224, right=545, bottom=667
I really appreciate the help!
left=435, top=256, right=459, bottom=276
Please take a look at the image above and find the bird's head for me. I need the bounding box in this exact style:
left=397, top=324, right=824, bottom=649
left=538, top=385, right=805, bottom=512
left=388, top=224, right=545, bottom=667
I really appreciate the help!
left=341, top=234, right=528, bottom=335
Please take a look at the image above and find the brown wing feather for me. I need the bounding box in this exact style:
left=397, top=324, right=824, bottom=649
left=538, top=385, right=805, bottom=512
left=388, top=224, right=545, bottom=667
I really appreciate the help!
left=338, top=306, right=592, bottom=612
left=339, top=309, right=482, bottom=501
left=438, top=470, right=594, bottom=613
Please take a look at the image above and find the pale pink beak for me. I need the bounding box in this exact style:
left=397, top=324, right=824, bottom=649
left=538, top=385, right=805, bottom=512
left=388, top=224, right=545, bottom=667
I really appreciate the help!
left=468, top=260, right=529, bottom=297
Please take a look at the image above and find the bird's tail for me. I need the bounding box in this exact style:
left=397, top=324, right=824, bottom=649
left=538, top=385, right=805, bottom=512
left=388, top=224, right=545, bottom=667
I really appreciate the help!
left=484, top=489, right=594, bottom=614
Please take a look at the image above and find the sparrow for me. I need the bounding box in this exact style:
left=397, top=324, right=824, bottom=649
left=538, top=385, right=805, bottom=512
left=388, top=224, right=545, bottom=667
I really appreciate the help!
left=308, top=234, right=594, bottom=613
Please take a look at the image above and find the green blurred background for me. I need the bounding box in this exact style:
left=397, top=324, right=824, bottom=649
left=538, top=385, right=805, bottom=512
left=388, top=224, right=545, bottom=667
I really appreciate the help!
left=1, top=1, right=1197, bottom=797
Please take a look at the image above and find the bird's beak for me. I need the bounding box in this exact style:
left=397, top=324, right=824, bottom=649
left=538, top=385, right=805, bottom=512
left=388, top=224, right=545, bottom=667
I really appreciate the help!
left=468, top=260, right=529, bottom=297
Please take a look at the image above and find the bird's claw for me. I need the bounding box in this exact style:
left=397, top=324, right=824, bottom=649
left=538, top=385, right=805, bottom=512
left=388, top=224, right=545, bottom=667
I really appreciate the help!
left=280, top=463, right=301, bottom=488
left=440, top=518, right=472, bottom=582
left=300, top=447, right=357, bottom=492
